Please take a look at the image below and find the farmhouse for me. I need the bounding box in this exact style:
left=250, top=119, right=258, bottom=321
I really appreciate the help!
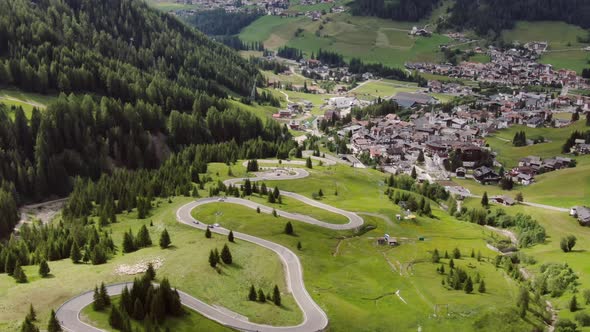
left=492, top=195, right=516, bottom=206
left=571, top=206, right=590, bottom=226
left=377, top=234, right=399, bottom=246
left=473, top=166, right=501, bottom=184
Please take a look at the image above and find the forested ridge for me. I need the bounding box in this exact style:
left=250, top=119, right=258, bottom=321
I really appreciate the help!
left=0, top=0, right=259, bottom=102
left=0, top=0, right=295, bottom=239
left=351, top=0, right=590, bottom=35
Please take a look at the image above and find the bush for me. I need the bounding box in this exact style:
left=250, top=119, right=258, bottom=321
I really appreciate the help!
left=575, top=312, right=590, bottom=327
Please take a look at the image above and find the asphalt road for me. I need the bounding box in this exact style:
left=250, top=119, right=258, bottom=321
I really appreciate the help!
left=57, top=168, right=365, bottom=332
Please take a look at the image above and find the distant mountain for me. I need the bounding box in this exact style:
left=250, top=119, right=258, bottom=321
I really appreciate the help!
left=0, top=0, right=259, bottom=103
left=351, top=0, right=590, bottom=36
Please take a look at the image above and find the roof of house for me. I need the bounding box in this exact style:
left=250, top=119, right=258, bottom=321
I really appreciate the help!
left=392, top=92, right=437, bottom=105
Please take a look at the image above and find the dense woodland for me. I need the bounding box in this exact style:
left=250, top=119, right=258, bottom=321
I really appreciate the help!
left=351, top=0, right=441, bottom=22
left=0, top=0, right=260, bottom=101
left=352, top=0, right=590, bottom=36
left=0, top=0, right=298, bottom=240
left=448, top=0, right=590, bottom=35
left=183, top=9, right=263, bottom=36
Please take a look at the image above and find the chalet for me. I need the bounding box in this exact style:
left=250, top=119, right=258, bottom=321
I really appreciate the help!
left=473, top=166, right=501, bottom=184
left=492, top=195, right=516, bottom=206
left=455, top=167, right=466, bottom=178
left=377, top=234, right=399, bottom=246
left=571, top=206, right=590, bottom=226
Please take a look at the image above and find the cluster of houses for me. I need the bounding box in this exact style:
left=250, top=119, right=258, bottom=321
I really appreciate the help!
left=272, top=101, right=313, bottom=119
left=406, top=46, right=590, bottom=90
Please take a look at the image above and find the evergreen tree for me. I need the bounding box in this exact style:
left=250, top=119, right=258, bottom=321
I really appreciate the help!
left=205, top=227, right=212, bottom=238
left=449, top=258, right=454, bottom=269
left=221, top=244, right=233, bottom=264
left=297, top=241, right=302, bottom=250
left=478, top=279, right=486, bottom=293
left=122, top=229, right=136, bottom=253
left=411, top=167, right=417, bottom=179
left=136, top=225, right=152, bottom=248
left=306, top=157, right=313, bottom=168
left=13, top=262, right=27, bottom=283
left=100, top=282, right=111, bottom=306
left=208, top=250, right=218, bottom=268
left=481, top=192, right=489, bottom=207
left=453, top=248, right=461, bottom=259
left=146, top=263, right=156, bottom=281
left=570, top=295, right=578, bottom=312
left=273, top=187, right=280, bottom=200
left=70, top=242, right=81, bottom=264
left=108, top=306, right=123, bottom=330
left=417, top=150, right=425, bottom=163
left=133, top=298, right=145, bottom=320
left=285, top=221, right=294, bottom=235
left=93, top=286, right=105, bottom=311
left=38, top=260, right=50, bottom=277
left=432, top=249, right=440, bottom=263
left=464, top=277, right=473, bottom=294
left=47, top=309, right=62, bottom=332
left=159, top=229, right=171, bottom=249
left=20, top=318, right=38, bottom=332
left=273, top=285, right=281, bottom=306
left=248, top=285, right=257, bottom=301
left=318, top=189, right=324, bottom=197
left=26, top=304, right=36, bottom=322
left=257, top=289, right=266, bottom=302
left=228, top=230, right=235, bottom=243
left=256, top=207, right=261, bottom=213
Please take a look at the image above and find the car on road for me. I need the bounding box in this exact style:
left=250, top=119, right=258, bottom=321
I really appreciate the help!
left=218, top=198, right=225, bottom=202
left=213, top=223, right=220, bottom=228
left=193, top=221, right=199, bottom=224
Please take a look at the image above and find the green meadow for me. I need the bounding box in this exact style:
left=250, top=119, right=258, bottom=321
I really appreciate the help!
left=239, top=13, right=450, bottom=68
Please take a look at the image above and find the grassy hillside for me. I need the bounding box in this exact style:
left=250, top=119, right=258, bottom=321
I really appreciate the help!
left=240, top=13, right=450, bottom=68
left=462, top=197, right=590, bottom=330
left=485, top=120, right=587, bottom=167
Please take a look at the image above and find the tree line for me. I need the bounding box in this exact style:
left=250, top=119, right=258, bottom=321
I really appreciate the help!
left=350, top=0, right=441, bottom=22
left=183, top=9, right=263, bottom=36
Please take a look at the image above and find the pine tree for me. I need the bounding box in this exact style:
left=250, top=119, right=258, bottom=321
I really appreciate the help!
left=478, top=279, right=486, bottom=293
left=306, top=157, right=313, bottom=168
left=133, top=298, right=145, bottom=320
left=432, top=249, right=440, bottom=263
left=273, top=285, right=281, bottom=306
left=228, top=230, right=234, bottom=243
left=70, top=241, right=81, bottom=264
left=136, top=224, right=152, bottom=248
left=146, top=262, right=156, bottom=281
left=13, top=262, right=27, bottom=283
left=285, top=221, right=294, bottom=235
left=26, top=304, right=36, bottom=322
left=481, top=192, right=489, bottom=207
left=205, top=227, right=212, bottom=238
left=159, top=228, right=171, bottom=248
left=471, top=249, right=475, bottom=258
left=20, top=318, right=39, bottom=332
left=108, top=306, right=123, bottom=329
left=570, top=295, right=578, bottom=312
left=38, top=260, right=50, bottom=277
left=122, top=229, right=136, bottom=253
left=297, top=241, right=302, bottom=250
left=449, top=258, right=454, bottom=269
left=208, top=250, right=218, bottom=268
left=93, top=286, right=105, bottom=311
left=257, top=289, right=266, bottom=302
left=248, top=285, right=257, bottom=301
left=411, top=167, right=417, bottom=179
left=453, top=248, right=461, bottom=259
left=221, top=244, right=233, bottom=264
left=256, top=207, right=261, bottom=213
left=47, top=309, right=62, bottom=332
left=100, top=282, right=111, bottom=306
left=464, top=277, right=473, bottom=294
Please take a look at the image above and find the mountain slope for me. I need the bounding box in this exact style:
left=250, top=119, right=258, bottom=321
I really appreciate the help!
left=0, top=0, right=259, bottom=104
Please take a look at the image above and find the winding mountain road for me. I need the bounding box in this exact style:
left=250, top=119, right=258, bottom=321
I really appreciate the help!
left=57, top=166, right=364, bottom=332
